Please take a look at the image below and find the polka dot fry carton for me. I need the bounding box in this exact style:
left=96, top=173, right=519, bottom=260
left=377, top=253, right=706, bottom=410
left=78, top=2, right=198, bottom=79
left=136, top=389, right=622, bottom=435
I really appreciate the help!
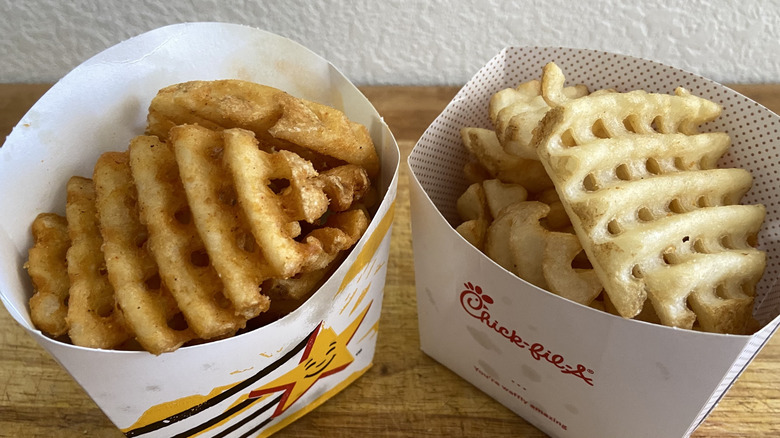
left=0, top=23, right=399, bottom=437
left=408, top=47, right=780, bottom=438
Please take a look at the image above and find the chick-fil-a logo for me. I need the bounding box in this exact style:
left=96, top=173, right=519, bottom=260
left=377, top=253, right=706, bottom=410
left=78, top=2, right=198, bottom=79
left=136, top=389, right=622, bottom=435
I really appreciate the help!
left=460, top=282, right=595, bottom=386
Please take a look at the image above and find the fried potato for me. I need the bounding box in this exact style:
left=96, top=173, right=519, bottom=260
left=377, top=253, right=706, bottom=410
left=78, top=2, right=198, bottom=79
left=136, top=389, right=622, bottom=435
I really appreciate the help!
left=129, top=136, right=248, bottom=340
left=533, top=62, right=766, bottom=334
left=542, top=231, right=603, bottom=305
left=147, top=80, right=379, bottom=178
left=269, top=95, right=381, bottom=179
left=94, top=151, right=195, bottom=354
left=26, top=213, right=71, bottom=338
left=460, top=127, right=552, bottom=193
left=146, top=80, right=287, bottom=143
left=65, top=176, right=131, bottom=349
left=490, top=79, right=588, bottom=160
left=26, top=79, right=377, bottom=353
left=171, top=125, right=272, bottom=318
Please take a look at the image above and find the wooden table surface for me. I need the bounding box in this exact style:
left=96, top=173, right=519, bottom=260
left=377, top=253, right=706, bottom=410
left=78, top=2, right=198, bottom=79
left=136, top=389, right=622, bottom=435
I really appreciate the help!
left=2, top=83, right=780, bottom=438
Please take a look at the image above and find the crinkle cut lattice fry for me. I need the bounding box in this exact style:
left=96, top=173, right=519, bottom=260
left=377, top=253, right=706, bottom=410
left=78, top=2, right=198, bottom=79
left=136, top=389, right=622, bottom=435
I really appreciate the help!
left=64, top=176, right=131, bottom=348
left=94, top=151, right=196, bottom=354
left=533, top=62, right=767, bottom=334
left=220, top=128, right=370, bottom=278
left=26, top=213, right=71, bottom=338
left=170, top=125, right=272, bottom=319
left=129, top=135, right=248, bottom=340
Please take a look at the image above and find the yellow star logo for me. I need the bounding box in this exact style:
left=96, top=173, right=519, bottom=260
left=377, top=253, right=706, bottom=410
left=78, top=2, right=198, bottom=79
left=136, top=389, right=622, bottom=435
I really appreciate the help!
left=247, top=300, right=372, bottom=417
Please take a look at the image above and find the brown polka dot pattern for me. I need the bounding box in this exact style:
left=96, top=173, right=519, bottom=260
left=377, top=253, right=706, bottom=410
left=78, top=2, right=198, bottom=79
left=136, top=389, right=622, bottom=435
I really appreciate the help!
left=408, top=47, right=780, bottom=324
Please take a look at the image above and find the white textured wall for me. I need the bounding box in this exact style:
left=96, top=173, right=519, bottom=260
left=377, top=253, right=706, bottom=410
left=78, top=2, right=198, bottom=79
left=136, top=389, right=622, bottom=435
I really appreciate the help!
left=2, top=0, right=780, bottom=85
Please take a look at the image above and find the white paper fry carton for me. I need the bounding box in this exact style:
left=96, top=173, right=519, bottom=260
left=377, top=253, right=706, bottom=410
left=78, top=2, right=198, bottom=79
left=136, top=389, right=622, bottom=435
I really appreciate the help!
left=0, top=23, right=399, bottom=437
left=408, top=47, right=780, bottom=438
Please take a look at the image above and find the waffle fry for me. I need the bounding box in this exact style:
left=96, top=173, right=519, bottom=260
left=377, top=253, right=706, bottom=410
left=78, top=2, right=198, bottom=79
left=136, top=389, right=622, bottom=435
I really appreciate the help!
left=171, top=125, right=273, bottom=318
left=65, top=176, right=131, bottom=348
left=269, top=94, right=381, bottom=179
left=460, top=127, right=552, bottom=193
left=94, top=151, right=195, bottom=354
left=129, top=136, right=248, bottom=340
left=26, top=79, right=377, bottom=353
left=533, top=62, right=766, bottom=334
left=490, top=79, right=588, bottom=160
left=26, top=213, right=71, bottom=338
left=146, top=80, right=378, bottom=178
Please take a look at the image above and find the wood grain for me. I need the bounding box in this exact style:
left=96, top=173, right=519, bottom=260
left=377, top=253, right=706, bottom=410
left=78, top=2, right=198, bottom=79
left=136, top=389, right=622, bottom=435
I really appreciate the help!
left=1, top=83, right=778, bottom=437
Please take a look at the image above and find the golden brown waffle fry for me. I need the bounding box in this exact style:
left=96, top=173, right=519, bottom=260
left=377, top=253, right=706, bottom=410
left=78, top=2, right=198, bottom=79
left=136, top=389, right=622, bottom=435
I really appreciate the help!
left=533, top=62, right=766, bottom=334
left=219, top=127, right=325, bottom=279
left=65, top=176, right=131, bottom=348
left=94, top=151, right=196, bottom=354
left=26, top=213, right=71, bottom=338
left=318, top=164, right=371, bottom=212
left=129, top=135, right=248, bottom=339
left=146, top=80, right=287, bottom=143
left=169, top=126, right=272, bottom=319
left=269, top=94, right=380, bottom=179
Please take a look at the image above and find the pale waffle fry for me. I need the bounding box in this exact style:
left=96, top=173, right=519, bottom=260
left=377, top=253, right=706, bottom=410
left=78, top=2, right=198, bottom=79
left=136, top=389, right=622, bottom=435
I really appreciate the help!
left=169, top=125, right=272, bottom=319
left=128, top=135, right=248, bottom=339
left=533, top=62, right=766, bottom=334
left=542, top=231, right=603, bottom=306
left=93, top=151, right=195, bottom=354
left=460, top=127, right=552, bottom=193
left=65, top=176, right=131, bottom=348
left=26, top=213, right=71, bottom=338
left=490, top=79, right=588, bottom=160
left=146, top=80, right=287, bottom=144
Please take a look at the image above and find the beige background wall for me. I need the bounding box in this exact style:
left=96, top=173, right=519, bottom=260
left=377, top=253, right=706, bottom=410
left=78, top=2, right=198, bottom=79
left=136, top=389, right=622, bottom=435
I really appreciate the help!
left=2, top=0, right=779, bottom=85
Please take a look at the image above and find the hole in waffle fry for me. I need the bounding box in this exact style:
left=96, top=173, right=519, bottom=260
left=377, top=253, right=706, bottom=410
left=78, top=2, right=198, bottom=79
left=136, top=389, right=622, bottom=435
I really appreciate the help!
left=638, top=207, right=653, bottom=222
left=561, top=129, right=577, bottom=147
left=174, top=207, right=191, bottom=224
left=166, top=312, right=189, bottom=331
left=96, top=302, right=115, bottom=318
left=715, top=284, right=728, bottom=300
left=651, top=116, right=663, bottom=133
left=616, top=163, right=631, bottom=181
left=607, top=219, right=622, bottom=235
left=269, top=178, right=290, bottom=194
left=236, top=232, right=257, bottom=253
left=99, top=266, right=108, bottom=277
left=748, top=233, right=759, bottom=247
left=645, top=157, right=662, bottom=175
left=583, top=174, right=599, bottom=191
left=190, top=249, right=210, bottom=267
left=134, top=235, right=148, bottom=248
left=697, top=196, right=710, bottom=208
left=720, top=234, right=736, bottom=249
left=217, top=186, right=237, bottom=206
left=662, top=249, right=679, bottom=265
left=631, top=265, right=643, bottom=279
left=674, top=157, right=689, bottom=171
left=693, top=239, right=707, bottom=253
left=144, top=273, right=161, bottom=290
left=623, top=117, right=636, bottom=133
left=669, top=199, right=685, bottom=214
left=592, top=119, right=610, bottom=139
